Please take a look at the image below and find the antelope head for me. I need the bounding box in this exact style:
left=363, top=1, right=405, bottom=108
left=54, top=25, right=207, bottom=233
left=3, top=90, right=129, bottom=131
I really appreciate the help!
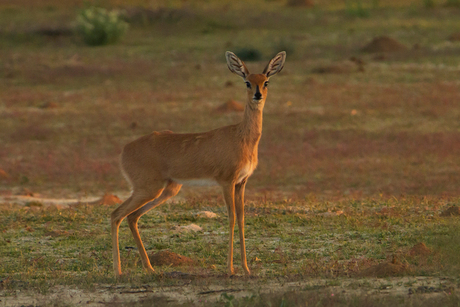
left=226, top=51, right=286, bottom=110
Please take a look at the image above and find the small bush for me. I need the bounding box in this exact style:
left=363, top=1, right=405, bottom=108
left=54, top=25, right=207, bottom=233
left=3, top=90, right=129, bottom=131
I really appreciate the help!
left=76, top=6, right=128, bottom=46
left=345, top=0, right=370, bottom=18
left=286, top=0, right=315, bottom=7
left=445, top=0, right=460, bottom=7
left=233, top=47, right=262, bottom=62
left=272, top=37, right=295, bottom=57
left=423, top=0, right=436, bottom=8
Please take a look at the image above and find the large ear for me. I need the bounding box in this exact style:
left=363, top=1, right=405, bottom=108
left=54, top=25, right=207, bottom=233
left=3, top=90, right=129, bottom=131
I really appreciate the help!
left=263, top=51, right=286, bottom=78
left=226, top=51, right=250, bottom=78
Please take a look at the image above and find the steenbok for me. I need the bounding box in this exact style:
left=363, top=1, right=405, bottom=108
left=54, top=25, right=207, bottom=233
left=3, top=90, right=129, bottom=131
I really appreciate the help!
left=111, top=51, right=286, bottom=277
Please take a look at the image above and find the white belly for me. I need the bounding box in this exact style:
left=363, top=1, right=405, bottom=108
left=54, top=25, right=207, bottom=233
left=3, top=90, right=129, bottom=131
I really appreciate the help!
left=237, top=163, right=254, bottom=183
left=172, top=163, right=254, bottom=186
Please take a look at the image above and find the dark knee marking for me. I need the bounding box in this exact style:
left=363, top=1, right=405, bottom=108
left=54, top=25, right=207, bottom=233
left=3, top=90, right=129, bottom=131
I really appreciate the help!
left=111, top=211, right=124, bottom=226
left=127, top=212, right=140, bottom=224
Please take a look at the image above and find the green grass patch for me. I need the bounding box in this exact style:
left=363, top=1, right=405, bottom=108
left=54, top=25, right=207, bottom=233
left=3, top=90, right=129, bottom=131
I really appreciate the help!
left=1, top=197, right=459, bottom=293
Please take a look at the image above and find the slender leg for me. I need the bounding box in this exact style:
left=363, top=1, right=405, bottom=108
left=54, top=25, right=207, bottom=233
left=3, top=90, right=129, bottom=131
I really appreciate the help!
left=235, top=178, right=250, bottom=275
left=222, top=184, right=236, bottom=275
left=111, top=185, right=165, bottom=277
left=111, top=196, right=132, bottom=277
left=126, top=181, right=182, bottom=273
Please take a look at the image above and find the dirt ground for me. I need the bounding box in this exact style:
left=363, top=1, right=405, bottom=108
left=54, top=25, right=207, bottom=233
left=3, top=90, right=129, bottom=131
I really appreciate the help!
left=1, top=275, right=456, bottom=307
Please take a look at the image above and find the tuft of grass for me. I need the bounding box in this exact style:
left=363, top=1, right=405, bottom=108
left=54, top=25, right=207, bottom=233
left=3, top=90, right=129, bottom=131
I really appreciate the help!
left=425, top=222, right=460, bottom=275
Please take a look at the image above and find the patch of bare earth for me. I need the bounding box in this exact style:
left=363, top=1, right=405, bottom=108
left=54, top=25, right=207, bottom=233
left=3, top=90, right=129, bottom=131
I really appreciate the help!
left=214, top=99, right=244, bottom=113
left=148, top=250, right=195, bottom=267
left=448, top=32, right=460, bottom=41
left=361, top=35, right=408, bottom=53
left=409, top=243, right=431, bottom=256
left=359, top=257, right=412, bottom=278
left=1, top=276, right=456, bottom=307
left=0, top=192, right=123, bottom=208
left=359, top=243, right=432, bottom=278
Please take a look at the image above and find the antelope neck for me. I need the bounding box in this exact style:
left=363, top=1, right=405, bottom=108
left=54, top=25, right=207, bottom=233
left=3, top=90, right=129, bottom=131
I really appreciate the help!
left=238, top=102, right=263, bottom=144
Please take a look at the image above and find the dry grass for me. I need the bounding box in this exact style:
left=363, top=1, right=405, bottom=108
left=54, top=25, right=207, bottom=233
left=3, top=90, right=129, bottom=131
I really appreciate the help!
left=1, top=1, right=460, bottom=305
left=3, top=78, right=460, bottom=197
left=2, top=0, right=459, bottom=198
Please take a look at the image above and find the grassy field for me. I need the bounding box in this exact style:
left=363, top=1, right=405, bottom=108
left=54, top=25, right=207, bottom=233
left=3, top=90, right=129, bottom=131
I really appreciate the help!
left=1, top=0, right=460, bottom=306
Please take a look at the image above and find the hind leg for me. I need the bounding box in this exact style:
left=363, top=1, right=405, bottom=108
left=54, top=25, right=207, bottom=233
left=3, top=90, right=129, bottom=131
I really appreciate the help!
left=111, top=183, right=165, bottom=277
left=126, top=181, right=182, bottom=273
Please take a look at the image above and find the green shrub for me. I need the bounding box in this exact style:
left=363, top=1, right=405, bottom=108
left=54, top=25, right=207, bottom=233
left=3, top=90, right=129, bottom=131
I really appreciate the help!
left=272, top=37, right=295, bottom=57
left=233, top=47, right=262, bottom=62
left=423, top=0, right=436, bottom=8
left=445, top=0, right=460, bottom=7
left=345, top=0, right=370, bottom=18
left=76, top=6, right=128, bottom=46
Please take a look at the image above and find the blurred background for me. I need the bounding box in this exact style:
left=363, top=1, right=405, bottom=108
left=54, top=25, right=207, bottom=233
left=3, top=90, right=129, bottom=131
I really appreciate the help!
left=1, top=0, right=460, bottom=201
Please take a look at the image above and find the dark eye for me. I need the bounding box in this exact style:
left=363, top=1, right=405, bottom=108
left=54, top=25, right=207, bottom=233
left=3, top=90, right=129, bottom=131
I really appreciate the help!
left=245, top=81, right=251, bottom=89
left=264, top=81, right=269, bottom=88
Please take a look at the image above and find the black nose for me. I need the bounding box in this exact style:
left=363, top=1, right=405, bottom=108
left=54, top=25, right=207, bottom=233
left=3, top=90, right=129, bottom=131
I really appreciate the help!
left=254, top=92, right=262, bottom=100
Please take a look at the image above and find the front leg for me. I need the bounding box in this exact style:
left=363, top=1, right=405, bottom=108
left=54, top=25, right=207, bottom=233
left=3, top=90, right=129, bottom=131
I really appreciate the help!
left=222, top=184, right=236, bottom=275
left=235, top=178, right=250, bottom=275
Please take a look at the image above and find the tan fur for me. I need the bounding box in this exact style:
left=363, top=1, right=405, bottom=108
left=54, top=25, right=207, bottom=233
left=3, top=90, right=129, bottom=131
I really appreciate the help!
left=111, top=51, right=286, bottom=277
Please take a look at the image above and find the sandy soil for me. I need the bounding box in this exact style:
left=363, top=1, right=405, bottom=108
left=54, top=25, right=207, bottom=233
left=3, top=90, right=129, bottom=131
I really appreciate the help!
left=1, top=276, right=455, bottom=306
